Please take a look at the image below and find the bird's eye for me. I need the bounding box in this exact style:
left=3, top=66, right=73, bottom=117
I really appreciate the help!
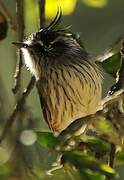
left=23, top=43, right=28, bottom=48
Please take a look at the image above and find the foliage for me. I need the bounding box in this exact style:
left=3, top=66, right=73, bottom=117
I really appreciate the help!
left=35, top=113, right=124, bottom=179
left=98, top=52, right=121, bottom=78
left=0, top=0, right=124, bottom=180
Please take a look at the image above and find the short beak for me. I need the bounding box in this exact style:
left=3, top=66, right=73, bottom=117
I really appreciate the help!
left=12, top=42, right=28, bottom=48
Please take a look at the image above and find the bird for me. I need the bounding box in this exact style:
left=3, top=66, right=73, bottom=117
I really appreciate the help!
left=13, top=10, right=102, bottom=134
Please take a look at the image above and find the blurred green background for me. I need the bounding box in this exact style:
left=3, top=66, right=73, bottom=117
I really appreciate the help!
left=0, top=0, right=124, bottom=179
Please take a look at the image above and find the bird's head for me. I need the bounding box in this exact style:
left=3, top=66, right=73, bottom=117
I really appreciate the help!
left=13, top=9, right=88, bottom=60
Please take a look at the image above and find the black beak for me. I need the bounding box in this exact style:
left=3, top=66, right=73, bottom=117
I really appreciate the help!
left=12, top=42, right=28, bottom=48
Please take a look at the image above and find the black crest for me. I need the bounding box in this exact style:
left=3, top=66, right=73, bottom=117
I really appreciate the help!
left=34, top=8, right=63, bottom=46
left=35, top=9, right=72, bottom=47
left=45, top=8, right=62, bottom=31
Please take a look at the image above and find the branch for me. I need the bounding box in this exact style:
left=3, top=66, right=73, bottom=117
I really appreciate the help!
left=0, top=76, right=36, bottom=143
left=0, top=0, right=26, bottom=143
left=12, top=0, right=25, bottom=93
left=95, top=37, right=124, bottom=63
left=0, top=0, right=46, bottom=143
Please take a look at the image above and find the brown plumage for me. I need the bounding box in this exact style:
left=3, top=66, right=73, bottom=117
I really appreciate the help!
left=14, top=11, right=102, bottom=133
left=36, top=58, right=102, bottom=132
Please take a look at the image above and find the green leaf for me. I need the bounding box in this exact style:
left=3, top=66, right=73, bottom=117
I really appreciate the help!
left=36, top=131, right=59, bottom=149
left=92, top=117, right=121, bottom=145
left=115, top=150, right=124, bottom=165
left=81, top=135, right=111, bottom=153
left=98, top=52, right=121, bottom=78
left=80, top=169, right=105, bottom=180
left=100, top=164, right=115, bottom=174
left=62, top=150, right=115, bottom=175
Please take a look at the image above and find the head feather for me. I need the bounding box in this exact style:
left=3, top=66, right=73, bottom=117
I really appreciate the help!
left=45, top=8, right=62, bottom=31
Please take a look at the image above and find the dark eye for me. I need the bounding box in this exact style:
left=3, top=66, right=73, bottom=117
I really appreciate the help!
left=23, top=44, right=28, bottom=48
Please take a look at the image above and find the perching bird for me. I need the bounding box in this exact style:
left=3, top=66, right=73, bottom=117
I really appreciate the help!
left=13, top=10, right=102, bottom=133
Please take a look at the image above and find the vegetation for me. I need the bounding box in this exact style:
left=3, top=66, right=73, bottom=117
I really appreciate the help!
left=0, top=0, right=124, bottom=179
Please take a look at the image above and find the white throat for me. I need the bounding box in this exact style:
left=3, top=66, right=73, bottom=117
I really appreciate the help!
left=21, top=48, right=40, bottom=80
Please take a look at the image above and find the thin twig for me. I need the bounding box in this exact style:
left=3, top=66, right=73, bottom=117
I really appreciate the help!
left=0, top=0, right=26, bottom=143
left=12, top=0, right=25, bottom=94
left=95, top=37, right=124, bottom=63
left=38, top=0, right=45, bottom=28
left=12, top=49, right=23, bottom=94
left=0, top=0, right=46, bottom=143
left=0, top=0, right=17, bottom=30
left=0, top=76, right=36, bottom=143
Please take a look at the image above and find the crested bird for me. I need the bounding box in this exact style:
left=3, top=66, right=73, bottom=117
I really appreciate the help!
left=13, top=10, right=102, bottom=134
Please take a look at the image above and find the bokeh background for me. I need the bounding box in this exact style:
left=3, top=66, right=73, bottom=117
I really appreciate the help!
left=0, top=0, right=124, bottom=179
